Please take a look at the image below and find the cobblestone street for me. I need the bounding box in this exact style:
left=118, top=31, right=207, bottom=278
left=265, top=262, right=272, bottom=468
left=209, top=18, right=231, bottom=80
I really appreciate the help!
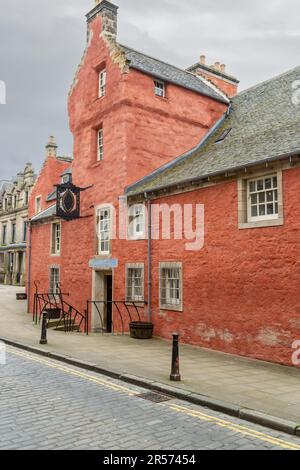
left=1, top=345, right=300, bottom=451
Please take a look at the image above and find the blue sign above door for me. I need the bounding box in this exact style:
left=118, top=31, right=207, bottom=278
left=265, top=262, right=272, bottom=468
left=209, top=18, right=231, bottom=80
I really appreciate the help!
left=89, top=259, right=119, bottom=270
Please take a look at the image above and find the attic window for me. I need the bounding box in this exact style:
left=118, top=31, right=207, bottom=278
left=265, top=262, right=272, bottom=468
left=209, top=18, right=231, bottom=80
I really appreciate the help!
left=215, top=128, right=232, bottom=144
left=154, top=80, right=165, bottom=98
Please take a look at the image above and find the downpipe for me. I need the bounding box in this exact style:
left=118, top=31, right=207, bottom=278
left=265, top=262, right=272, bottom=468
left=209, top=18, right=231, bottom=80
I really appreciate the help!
left=146, top=195, right=152, bottom=323
left=26, top=221, right=32, bottom=313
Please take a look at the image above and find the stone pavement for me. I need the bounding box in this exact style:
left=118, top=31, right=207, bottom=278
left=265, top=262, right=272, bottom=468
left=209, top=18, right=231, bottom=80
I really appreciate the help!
left=2, top=346, right=300, bottom=450
left=1, top=285, right=300, bottom=429
left=4, top=347, right=300, bottom=450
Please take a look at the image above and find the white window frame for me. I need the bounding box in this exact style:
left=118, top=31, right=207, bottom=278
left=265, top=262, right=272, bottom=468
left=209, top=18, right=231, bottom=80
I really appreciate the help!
left=126, top=264, right=144, bottom=303
left=154, top=79, right=165, bottom=98
left=99, top=69, right=107, bottom=97
left=49, top=267, right=60, bottom=295
left=35, top=196, right=41, bottom=214
left=97, top=207, right=111, bottom=255
left=97, top=129, right=104, bottom=161
left=159, top=262, right=183, bottom=312
left=247, top=175, right=279, bottom=222
left=238, top=170, right=284, bottom=229
left=51, top=222, right=61, bottom=255
left=128, top=204, right=145, bottom=239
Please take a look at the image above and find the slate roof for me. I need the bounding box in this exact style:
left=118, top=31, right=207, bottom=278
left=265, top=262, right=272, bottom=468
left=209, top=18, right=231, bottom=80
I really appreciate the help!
left=31, top=204, right=56, bottom=222
left=119, top=45, right=229, bottom=104
left=126, top=66, right=300, bottom=196
left=0, top=181, right=13, bottom=200
left=187, top=62, right=239, bottom=84
left=46, top=190, right=57, bottom=202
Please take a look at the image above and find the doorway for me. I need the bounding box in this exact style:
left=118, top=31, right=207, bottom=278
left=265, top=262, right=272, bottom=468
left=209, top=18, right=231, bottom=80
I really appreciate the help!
left=92, top=270, right=113, bottom=333
left=105, top=275, right=113, bottom=333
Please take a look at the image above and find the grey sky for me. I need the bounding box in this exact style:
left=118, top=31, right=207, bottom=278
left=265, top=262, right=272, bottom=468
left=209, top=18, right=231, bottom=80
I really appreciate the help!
left=0, top=0, right=299, bottom=179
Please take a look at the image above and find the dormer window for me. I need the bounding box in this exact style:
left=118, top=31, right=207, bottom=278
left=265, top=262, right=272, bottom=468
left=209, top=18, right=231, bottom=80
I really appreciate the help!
left=215, top=128, right=232, bottom=144
left=154, top=80, right=165, bottom=98
left=99, top=69, right=106, bottom=97
left=128, top=204, right=145, bottom=239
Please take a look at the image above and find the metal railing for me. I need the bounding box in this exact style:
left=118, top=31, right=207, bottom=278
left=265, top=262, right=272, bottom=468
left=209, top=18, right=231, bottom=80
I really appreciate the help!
left=86, top=300, right=147, bottom=336
left=33, top=282, right=86, bottom=333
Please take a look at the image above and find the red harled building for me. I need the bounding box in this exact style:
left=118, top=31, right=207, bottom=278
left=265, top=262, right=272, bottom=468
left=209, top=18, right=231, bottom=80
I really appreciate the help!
left=27, top=0, right=300, bottom=366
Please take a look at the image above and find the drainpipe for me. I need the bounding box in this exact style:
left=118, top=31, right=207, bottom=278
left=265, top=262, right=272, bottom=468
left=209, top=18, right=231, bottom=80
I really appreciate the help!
left=145, top=194, right=152, bottom=322
left=26, top=221, right=32, bottom=313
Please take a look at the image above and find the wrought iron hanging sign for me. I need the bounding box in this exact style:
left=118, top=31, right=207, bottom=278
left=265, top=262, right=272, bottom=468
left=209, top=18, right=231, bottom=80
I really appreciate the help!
left=56, top=182, right=92, bottom=221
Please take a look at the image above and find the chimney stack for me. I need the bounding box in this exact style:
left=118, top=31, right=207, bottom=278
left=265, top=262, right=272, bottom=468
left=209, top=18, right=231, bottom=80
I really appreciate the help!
left=86, top=0, right=119, bottom=41
left=186, top=54, right=239, bottom=98
left=200, top=55, right=206, bottom=66
left=45, top=136, right=58, bottom=158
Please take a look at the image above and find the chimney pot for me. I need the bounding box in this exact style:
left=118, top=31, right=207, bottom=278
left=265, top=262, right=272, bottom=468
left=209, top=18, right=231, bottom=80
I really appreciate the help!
left=200, top=55, right=206, bottom=66
left=220, top=64, right=226, bottom=73
left=214, top=62, right=221, bottom=71
left=45, top=136, right=58, bottom=158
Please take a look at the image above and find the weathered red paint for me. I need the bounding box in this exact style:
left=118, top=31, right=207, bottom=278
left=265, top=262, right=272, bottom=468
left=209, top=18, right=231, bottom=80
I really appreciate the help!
left=133, top=167, right=300, bottom=366
left=28, top=10, right=226, bottom=314
left=27, top=5, right=300, bottom=368
left=195, top=70, right=238, bottom=98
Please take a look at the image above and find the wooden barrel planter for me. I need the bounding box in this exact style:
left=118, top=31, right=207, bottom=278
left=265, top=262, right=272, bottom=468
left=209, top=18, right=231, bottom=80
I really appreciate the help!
left=129, top=321, right=154, bottom=340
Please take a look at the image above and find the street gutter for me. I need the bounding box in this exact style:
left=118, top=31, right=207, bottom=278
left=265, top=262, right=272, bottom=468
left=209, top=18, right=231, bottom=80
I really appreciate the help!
left=1, top=335, right=300, bottom=438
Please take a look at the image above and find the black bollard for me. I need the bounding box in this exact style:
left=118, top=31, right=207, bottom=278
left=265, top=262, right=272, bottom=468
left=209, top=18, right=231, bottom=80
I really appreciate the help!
left=40, top=311, right=48, bottom=345
left=170, top=333, right=181, bottom=382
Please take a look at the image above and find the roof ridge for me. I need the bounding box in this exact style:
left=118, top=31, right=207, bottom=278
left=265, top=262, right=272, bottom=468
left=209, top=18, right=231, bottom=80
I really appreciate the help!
left=187, top=62, right=239, bottom=83
left=119, top=43, right=197, bottom=76
left=119, top=43, right=228, bottom=103
left=236, top=64, right=300, bottom=98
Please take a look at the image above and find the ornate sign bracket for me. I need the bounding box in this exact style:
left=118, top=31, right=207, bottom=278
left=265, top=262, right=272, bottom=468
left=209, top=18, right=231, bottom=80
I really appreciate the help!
left=55, top=183, right=93, bottom=221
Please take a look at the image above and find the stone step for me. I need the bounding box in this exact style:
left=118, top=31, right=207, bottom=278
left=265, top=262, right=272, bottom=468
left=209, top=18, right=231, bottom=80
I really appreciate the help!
left=47, top=320, right=80, bottom=332
left=54, top=324, right=80, bottom=332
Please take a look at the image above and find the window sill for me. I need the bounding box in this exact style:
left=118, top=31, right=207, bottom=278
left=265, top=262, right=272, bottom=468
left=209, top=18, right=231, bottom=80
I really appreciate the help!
left=155, top=95, right=168, bottom=101
left=93, top=96, right=105, bottom=103
left=239, top=217, right=284, bottom=230
left=159, top=304, right=183, bottom=313
left=127, top=235, right=147, bottom=241
left=125, top=301, right=146, bottom=308
left=90, top=161, right=103, bottom=169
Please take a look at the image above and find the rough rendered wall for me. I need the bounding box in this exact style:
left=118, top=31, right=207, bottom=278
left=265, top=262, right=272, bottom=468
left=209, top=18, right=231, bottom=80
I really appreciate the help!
left=117, top=167, right=300, bottom=366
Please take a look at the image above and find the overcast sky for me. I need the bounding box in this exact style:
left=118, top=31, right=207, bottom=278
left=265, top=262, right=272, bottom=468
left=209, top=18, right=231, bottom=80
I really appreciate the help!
left=0, top=0, right=299, bottom=179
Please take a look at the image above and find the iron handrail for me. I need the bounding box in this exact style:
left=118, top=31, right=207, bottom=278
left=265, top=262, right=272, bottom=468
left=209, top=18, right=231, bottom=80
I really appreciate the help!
left=86, top=300, right=147, bottom=336
left=33, top=288, right=86, bottom=334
